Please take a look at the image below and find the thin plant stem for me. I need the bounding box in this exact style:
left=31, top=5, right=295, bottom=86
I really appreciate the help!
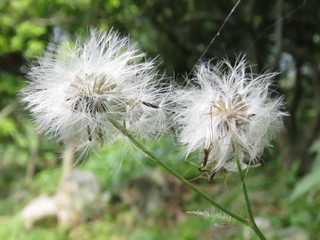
left=236, top=160, right=267, bottom=240
left=108, top=117, right=249, bottom=226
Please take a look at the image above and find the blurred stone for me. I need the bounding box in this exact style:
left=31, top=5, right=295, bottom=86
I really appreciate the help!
left=21, top=194, right=58, bottom=229
left=282, top=227, right=308, bottom=240
left=242, top=218, right=308, bottom=240
left=21, top=169, right=104, bottom=229
left=120, top=169, right=187, bottom=220
left=120, top=170, right=169, bottom=215
left=56, top=169, right=101, bottom=224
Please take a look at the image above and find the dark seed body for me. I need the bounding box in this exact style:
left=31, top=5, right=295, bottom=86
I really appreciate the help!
left=142, top=101, right=159, bottom=109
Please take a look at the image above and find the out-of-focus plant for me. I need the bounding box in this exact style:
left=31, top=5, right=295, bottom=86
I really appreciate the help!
left=290, top=140, right=320, bottom=201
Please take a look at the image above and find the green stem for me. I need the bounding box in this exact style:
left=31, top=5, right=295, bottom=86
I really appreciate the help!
left=108, top=118, right=249, bottom=226
left=236, top=160, right=267, bottom=240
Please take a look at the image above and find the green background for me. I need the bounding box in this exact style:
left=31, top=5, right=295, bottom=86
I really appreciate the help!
left=0, top=0, right=319, bottom=239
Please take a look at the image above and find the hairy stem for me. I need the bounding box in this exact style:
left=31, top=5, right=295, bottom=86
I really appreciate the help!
left=108, top=117, right=249, bottom=226
left=236, top=160, right=267, bottom=240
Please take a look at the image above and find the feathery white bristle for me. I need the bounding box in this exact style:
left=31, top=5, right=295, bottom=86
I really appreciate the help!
left=173, top=57, right=286, bottom=174
left=22, top=29, right=168, bottom=149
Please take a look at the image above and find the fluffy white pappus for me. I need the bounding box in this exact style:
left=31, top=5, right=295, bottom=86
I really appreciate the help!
left=22, top=29, right=168, bottom=149
left=125, top=76, right=172, bottom=140
left=173, top=57, right=286, bottom=175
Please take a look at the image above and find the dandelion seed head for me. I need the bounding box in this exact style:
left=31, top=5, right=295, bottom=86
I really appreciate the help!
left=173, top=57, right=286, bottom=174
left=22, top=29, right=168, bottom=149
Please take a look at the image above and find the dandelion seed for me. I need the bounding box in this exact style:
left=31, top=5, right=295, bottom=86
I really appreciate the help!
left=22, top=29, right=168, bottom=150
left=173, top=57, right=286, bottom=175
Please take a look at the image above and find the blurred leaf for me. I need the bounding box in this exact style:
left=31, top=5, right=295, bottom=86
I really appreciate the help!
left=0, top=74, right=25, bottom=95
left=290, top=168, right=320, bottom=201
left=290, top=140, right=320, bottom=201
left=10, top=35, right=24, bottom=51
left=309, top=139, right=320, bottom=168
left=25, top=40, right=45, bottom=58
left=15, top=21, right=46, bottom=38
left=0, top=35, right=9, bottom=55
left=0, top=118, right=18, bottom=137
left=31, top=168, right=61, bottom=194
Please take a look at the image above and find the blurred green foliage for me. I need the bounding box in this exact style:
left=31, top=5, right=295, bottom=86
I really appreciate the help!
left=290, top=140, right=320, bottom=201
left=0, top=0, right=320, bottom=239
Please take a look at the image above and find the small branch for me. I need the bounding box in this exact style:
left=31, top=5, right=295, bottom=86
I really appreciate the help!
left=236, top=160, right=267, bottom=240
left=289, top=60, right=303, bottom=139
left=25, top=135, right=40, bottom=180
left=271, top=0, right=283, bottom=69
left=107, top=117, right=249, bottom=226
left=0, top=102, right=17, bottom=119
left=61, top=141, right=76, bottom=181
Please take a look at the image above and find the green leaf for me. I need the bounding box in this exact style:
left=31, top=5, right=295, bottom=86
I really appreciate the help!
left=25, top=40, right=45, bottom=58
left=16, top=21, right=46, bottom=38
left=290, top=168, right=320, bottom=201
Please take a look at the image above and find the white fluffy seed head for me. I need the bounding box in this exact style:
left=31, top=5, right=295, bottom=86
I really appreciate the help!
left=22, top=29, right=168, bottom=149
left=173, top=57, right=286, bottom=174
